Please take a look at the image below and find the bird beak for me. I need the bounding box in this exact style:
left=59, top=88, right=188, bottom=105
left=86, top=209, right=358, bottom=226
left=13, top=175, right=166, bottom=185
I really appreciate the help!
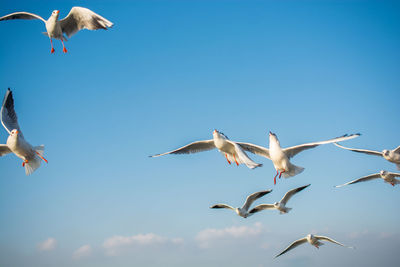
left=213, top=129, right=217, bottom=134
left=56, top=10, right=60, bottom=14
left=269, top=131, right=272, bottom=135
left=15, top=130, right=19, bottom=134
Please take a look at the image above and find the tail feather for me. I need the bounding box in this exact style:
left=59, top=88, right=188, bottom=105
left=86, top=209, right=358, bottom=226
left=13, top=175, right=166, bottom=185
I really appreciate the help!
left=24, top=155, right=41, bottom=175
left=282, top=164, right=304, bottom=178
left=34, top=145, right=45, bottom=155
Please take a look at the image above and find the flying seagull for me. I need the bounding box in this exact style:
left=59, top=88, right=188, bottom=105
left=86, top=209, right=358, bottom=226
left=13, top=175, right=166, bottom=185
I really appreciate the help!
left=0, top=89, right=48, bottom=175
left=237, top=132, right=360, bottom=184
left=150, top=130, right=263, bottom=169
left=335, top=170, right=400, bottom=187
left=210, top=189, right=272, bottom=218
left=249, top=184, right=310, bottom=214
left=0, top=7, right=113, bottom=53
left=334, top=142, right=400, bottom=170
left=275, top=234, right=354, bottom=258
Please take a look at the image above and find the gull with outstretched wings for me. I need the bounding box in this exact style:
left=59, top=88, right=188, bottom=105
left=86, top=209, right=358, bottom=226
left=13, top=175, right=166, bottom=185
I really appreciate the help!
left=0, top=7, right=113, bottom=53
left=275, top=234, right=354, bottom=258
left=335, top=170, right=400, bottom=187
left=210, top=189, right=272, bottom=218
left=249, top=184, right=310, bottom=215
left=0, top=89, right=48, bottom=175
left=150, top=130, right=262, bottom=169
left=334, top=142, right=400, bottom=170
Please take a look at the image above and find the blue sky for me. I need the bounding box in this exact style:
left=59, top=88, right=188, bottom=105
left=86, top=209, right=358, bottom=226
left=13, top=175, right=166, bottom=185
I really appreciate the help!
left=0, top=0, right=399, bottom=266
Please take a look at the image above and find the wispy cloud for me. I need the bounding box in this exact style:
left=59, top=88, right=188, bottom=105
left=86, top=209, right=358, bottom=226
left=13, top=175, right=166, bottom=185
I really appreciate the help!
left=195, top=222, right=263, bottom=248
left=36, top=238, right=57, bottom=251
left=103, top=233, right=183, bottom=256
left=72, top=244, right=92, bottom=259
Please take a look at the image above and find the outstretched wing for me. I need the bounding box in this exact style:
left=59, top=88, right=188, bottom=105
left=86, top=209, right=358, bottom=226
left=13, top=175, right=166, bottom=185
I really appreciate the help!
left=315, top=235, right=353, bottom=248
left=242, top=189, right=272, bottom=211
left=280, top=184, right=310, bottom=205
left=150, top=140, right=215, bottom=157
left=0, top=144, right=11, bottom=156
left=210, top=204, right=235, bottom=210
left=275, top=237, right=308, bottom=258
left=335, top=173, right=381, bottom=188
left=0, top=11, right=45, bottom=22
left=334, top=142, right=382, bottom=157
left=236, top=142, right=270, bottom=159
left=249, top=204, right=275, bottom=214
left=283, top=134, right=361, bottom=159
left=393, top=145, right=400, bottom=154
left=388, top=172, right=400, bottom=178
left=231, top=141, right=263, bottom=169
left=60, top=7, right=113, bottom=38
left=1, top=89, right=23, bottom=138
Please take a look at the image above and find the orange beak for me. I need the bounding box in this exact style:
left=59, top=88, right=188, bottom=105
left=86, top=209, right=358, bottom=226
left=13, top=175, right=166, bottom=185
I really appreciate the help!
left=15, top=130, right=19, bottom=135
left=56, top=10, right=60, bottom=14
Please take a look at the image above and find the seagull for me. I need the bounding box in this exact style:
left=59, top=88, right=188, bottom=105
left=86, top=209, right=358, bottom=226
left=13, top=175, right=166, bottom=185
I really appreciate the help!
left=210, top=189, right=272, bottom=218
left=275, top=234, right=354, bottom=258
left=237, top=132, right=361, bottom=184
left=0, top=89, right=48, bottom=175
left=0, top=7, right=113, bottom=53
left=150, top=130, right=263, bottom=169
left=249, top=184, right=310, bottom=215
left=335, top=170, right=400, bottom=187
left=334, top=142, right=400, bottom=170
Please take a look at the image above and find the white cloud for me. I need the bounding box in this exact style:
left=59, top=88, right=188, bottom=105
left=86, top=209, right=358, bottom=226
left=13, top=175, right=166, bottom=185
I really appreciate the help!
left=37, top=237, right=57, bottom=251
left=195, top=222, right=263, bottom=248
left=103, top=233, right=183, bottom=256
left=73, top=244, right=92, bottom=259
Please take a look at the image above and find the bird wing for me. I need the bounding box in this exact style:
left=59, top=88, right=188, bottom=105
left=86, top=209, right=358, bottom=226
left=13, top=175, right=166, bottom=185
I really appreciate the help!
left=249, top=204, right=276, bottom=214
left=315, top=235, right=353, bottom=248
left=149, top=140, right=215, bottom=157
left=280, top=184, right=310, bottom=205
left=393, top=145, right=400, bottom=154
left=275, top=237, right=308, bottom=258
left=333, top=142, right=382, bottom=156
left=335, top=173, right=381, bottom=188
left=210, top=204, right=235, bottom=210
left=0, top=144, right=11, bottom=156
left=0, top=11, right=45, bottom=22
left=236, top=142, right=270, bottom=159
left=1, top=89, right=23, bottom=138
left=60, top=7, right=113, bottom=38
left=283, top=134, right=361, bottom=159
left=242, top=189, right=272, bottom=211
left=230, top=141, right=263, bottom=169
left=387, top=172, right=400, bottom=178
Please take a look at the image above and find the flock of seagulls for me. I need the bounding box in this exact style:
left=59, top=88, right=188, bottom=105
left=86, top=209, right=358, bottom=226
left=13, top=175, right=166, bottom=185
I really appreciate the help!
left=0, top=5, right=397, bottom=260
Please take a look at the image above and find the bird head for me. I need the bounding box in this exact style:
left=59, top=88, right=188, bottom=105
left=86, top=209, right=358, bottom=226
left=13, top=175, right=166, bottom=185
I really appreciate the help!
left=51, top=10, right=60, bottom=18
left=269, top=131, right=279, bottom=144
left=382, top=150, right=390, bottom=156
left=380, top=170, right=387, bottom=176
left=10, top=129, right=19, bottom=137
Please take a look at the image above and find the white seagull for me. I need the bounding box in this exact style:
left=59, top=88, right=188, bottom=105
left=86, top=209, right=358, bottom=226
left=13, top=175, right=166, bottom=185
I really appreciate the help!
left=0, top=89, right=48, bottom=175
left=275, top=234, right=354, bottom=258
left=0, top=7, right=113, bottom=53
left=334, top=142, right=400, bottom=170
left=150, top=130, right=263, bottom=169
left=237, top=132, right=360, bottom=184
left=210, top=189, right=272, bottom=218
left=248, top=184, right=310, bottom=215
left=335, top=170, right=400, bottom=187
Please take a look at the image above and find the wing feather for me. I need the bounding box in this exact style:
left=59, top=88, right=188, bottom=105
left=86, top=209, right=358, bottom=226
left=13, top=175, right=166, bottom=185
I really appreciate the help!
left=280, top=184, right=310, bottom=205
left=249, top=204, right=275, bottom=214
left=335, top=173, right=381, bottom=188
left=334, top=142, right=382, bottom=156
left=1, top=89, right=23, bottom=137
left=242, top=189, right=272, bottom=211
left=0, top=144, right=11, bottom=156
left=236, top=142, right=270, bottom=159
left=0, top=12, right=45, bottom=22
left=283, top=134, right=361, bottom=159
left=60, top=7, right=113, bottom=38
left=210, top=204, right=235, bottom=210
left=315, top=235, right=352, bottom=248
left=150, top=140, right=215, bottom=157
left=275, top=238, right=308, bottom=258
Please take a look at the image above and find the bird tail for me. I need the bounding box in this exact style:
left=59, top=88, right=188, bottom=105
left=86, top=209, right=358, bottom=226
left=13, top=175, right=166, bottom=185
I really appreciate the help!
left=282, top=164, right=304, bottom=178
left=25, top=155, right=41, bottom=175
left=24, top=145, right=45, bottom=175
left=281, top=207, right=292, bottom=214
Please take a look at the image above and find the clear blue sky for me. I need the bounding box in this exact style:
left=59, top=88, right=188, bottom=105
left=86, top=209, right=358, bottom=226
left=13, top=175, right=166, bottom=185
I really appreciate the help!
left=0, top=0, right=399, bottom=266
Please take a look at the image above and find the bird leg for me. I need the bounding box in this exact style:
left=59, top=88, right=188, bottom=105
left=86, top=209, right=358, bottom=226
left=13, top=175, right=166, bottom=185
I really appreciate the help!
left=233, top=154, right=239, bottom=166
left=391, top=183, right=395, bottom=186
left=279, top=170, right=286, bottom=179
left=50, top=39, right=55, bottom=54
left=274, top=170, right=279, bottom=185
left=315, top=245, right=319, bottom=249
left=36, top=151, right=48, bottom=163
left=61, top=39, right=68, bottom=53
left=225, top=154, right=231, bottom=164
left=22, top=159, right=28, bottom=167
